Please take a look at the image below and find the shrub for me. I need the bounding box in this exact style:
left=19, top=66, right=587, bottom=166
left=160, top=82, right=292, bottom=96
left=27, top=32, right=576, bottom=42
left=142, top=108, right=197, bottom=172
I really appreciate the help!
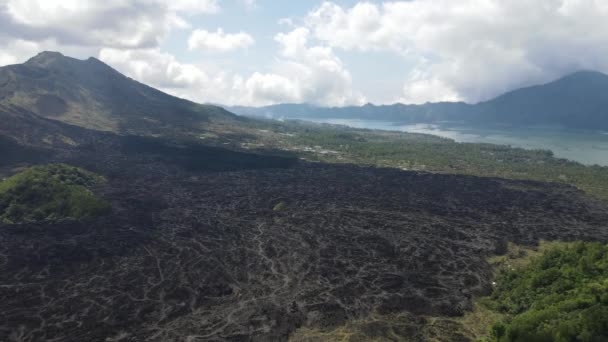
left=488, top=242, right=608, bottom=341
left=0, top=164, right=110, bottom=223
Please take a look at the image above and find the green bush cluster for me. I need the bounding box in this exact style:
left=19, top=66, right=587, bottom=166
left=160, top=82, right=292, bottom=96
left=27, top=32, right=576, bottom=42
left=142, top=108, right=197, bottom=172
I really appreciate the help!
left=0, top=164, right=110, bottom=223
left=488, top=242, right=608, bottom=341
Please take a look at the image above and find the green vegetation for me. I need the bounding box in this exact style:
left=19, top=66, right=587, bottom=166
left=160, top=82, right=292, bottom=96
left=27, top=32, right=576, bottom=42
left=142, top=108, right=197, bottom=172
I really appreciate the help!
left=0, top=164, right=110, bottom=223
left=288, top=242, right=608, bottom=342
left=265, top=123, right=608, bottom=200
left=484, top=241, right=608, bottom=342
left=273, top=201, right=287, bottom=212
left=206, top=117, right=608, bottom=200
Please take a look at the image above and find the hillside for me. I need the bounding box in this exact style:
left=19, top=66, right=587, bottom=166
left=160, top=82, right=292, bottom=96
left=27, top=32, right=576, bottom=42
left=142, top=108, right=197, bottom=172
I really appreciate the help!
left=230, top=71, right=608, bottom=130
left=0, top=51, right=240, bottom=135
left=475, top=71, right=608, bottom=128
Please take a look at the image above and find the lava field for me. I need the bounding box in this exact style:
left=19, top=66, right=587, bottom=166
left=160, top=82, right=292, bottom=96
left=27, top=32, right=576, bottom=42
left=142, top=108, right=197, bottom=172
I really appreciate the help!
left=1, top=139, right=607, bottom=341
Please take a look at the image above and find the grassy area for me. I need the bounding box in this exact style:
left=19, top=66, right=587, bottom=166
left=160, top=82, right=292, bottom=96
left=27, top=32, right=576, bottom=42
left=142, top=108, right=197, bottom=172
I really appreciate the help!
left=0, top=164, right=110, bottom=223
left=289, top=312, right=473, bottom=342
left=261, top=122, right=608, bottom=201
left=197, top=117, right=608, bottom=202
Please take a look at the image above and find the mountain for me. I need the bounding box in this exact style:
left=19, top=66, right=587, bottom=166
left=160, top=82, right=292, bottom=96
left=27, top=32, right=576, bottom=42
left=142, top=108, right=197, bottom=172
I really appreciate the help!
left=230, top=102, right=473, bottom=123
left=230, top=71, right=608, bottom=129
left=0, top=51, right=239, bottom=135
left=475, top=71, right=608, bottom=127
left=0, top=103, right=94, bottom=148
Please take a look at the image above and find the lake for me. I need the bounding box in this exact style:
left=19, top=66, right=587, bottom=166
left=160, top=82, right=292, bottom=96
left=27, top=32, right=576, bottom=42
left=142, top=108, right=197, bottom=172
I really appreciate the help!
left=300, top=118, right=608, bottom=166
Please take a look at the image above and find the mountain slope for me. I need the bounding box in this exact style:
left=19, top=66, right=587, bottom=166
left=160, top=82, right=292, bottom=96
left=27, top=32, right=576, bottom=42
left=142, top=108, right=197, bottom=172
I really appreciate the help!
left=0, top=103, right=95, bottom=148
left=475, top=71, right=608, bottom=127
left=231, top=71, right=608, bottom=129
left=0, top=51, right=239, bottom=134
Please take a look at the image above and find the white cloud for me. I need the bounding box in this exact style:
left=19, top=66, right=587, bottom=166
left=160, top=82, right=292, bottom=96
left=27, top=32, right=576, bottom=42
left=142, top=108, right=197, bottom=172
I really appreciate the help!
left=106, top=27, right=364, bottom=107
left=98, top=47, right=242, bottom=106
left=302, top=0, right=608, bottom=103
left=306, top=2, right=388, bottom=52
left=237, top=27, right=365, bottom=106
left=168, top=0, right=220, bottom=14
left=244, top=73, right=300, bottom=103
left=99, top=48, right=209, bottom=89
left=0, top=0, right=213, bottom=49
left=400, top=74, right=462, bottom=105
left=188, top=28, right=255, bottom=52
left=98, top=48, right=255, bottom=107
left=0, top=38, right=45, bottom=65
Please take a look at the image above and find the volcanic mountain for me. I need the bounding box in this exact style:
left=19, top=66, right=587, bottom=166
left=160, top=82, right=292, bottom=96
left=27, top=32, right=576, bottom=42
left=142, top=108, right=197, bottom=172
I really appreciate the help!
left=0, top=51, right=239, bottom=135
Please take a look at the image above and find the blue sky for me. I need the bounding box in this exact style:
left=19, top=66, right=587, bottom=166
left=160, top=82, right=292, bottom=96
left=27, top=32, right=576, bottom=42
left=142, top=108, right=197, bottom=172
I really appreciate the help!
left=1, top=1, right=608, bottom=107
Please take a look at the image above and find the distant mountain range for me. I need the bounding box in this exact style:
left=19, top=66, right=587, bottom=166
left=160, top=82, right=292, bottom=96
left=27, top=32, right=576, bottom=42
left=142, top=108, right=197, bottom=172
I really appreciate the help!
left=229, top=71, right=608, bottom=130
left=0, top=51, right=240, bottom=137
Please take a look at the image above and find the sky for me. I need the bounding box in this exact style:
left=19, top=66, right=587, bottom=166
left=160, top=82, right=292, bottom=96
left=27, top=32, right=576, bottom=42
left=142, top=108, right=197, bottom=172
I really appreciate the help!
left=1, top=0, right=608, bottom=107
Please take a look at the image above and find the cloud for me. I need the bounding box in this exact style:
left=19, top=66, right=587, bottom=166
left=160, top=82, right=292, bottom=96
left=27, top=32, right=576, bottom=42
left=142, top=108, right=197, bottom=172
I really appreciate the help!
left=99, top=48, right=208, bottom=89
left=168, top=0, right=220, bottom=14
left=100, top=28, right=364, bottom=107
left=188, top=28, right=255, bottom=52
left=243, top=73, right=300, bottom=103
left=98, top=47, right=242, bottom=106
left=0, top=38, right=42, bottom=65
left=302, top=0, right=608, bottom=104
left=237, top=27, right=365, bottom=106
left=4, top=0, right=607, bottom=106
left=306, top=2, right=389, bottom=52
left=399, top=74, right=462, bottom=104
left=0, top=0, right=212, bottom=49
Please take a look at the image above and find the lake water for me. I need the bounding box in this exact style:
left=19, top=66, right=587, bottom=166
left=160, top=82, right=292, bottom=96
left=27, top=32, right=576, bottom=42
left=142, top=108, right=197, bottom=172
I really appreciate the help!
left=301, top=118, right=608, bottom=166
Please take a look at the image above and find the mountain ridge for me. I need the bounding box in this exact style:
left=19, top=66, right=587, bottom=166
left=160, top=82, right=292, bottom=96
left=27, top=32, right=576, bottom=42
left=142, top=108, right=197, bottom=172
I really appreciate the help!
left=229, top=70, right=608, bottom=129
